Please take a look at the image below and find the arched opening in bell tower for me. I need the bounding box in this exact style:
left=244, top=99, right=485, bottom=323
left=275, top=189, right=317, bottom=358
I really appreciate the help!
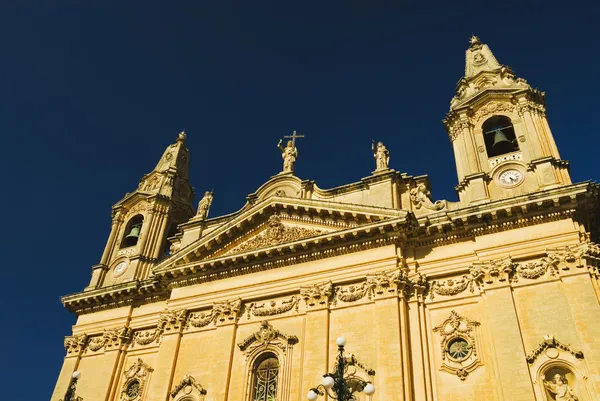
left=121, top=214, right=143, bottom=248
left=482, top=115, right=519, bottom=158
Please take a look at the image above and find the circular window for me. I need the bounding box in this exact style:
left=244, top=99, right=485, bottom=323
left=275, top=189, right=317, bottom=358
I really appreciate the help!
left=447, top=337, right=472, bottom=361
left=126, top=380, right=141, bottom=399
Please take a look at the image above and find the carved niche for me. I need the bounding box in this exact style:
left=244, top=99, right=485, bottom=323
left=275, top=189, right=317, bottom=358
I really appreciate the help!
left=433, top=311, right=482, bottom=381
left=170, top=375, right=207, bottom=400
left=120, top=358, right=153, bottom=401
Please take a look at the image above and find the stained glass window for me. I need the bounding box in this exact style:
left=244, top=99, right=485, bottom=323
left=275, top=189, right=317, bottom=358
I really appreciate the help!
left=447, top=337, right=471, bottom=361
left=252, top=355, right=279, bottom=401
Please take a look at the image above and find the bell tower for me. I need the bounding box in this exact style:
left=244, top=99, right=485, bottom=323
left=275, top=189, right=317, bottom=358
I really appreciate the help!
left=444, top=36, right=571, bottom=205
left=85, top=132, right=195, bottom=290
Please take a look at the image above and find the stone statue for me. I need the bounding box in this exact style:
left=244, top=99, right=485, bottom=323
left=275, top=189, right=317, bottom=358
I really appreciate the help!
left=372, top=140, right=390, bottom=171
left=196, top=190, right=214, bottom=220
left=410, top=184, right=444, bottom=211
left=544, top=374, right=578, bottom=401
left=277, top=139, right=298, bottom=173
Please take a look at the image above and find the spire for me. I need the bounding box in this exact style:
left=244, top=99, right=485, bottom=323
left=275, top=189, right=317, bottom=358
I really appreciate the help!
left=464, top=35, right=502, bottom=78
left=136, top=131, right=194, bottom=203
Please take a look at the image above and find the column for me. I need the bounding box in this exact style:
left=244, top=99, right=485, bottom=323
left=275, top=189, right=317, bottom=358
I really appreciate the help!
left=211, top=298, right=242, bottom=401
left=51, top=334, right=87, bottom=401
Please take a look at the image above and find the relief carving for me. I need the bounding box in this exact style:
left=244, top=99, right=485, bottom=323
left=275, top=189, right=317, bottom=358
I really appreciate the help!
left=300, top=281, right=333, bottom=309
left=433, top=310, right=482, bottom=381
left=159, top=309, right=188, bottom=333
left=333, top=282, right=371, bottom=304
left=225, top=215, right=322, bottom=256
left=474, top=102, right=515, bottom=121
left=213, top=298, right=242, bottom=324
left=120, top=358, right=153, bottom=401
left=526, top=335, right=584, bottom=364
left=170, top=375, right=207, bottom=398
left=430, top=276, right=475, bottom=299
left=247, top=296, right=299, bottom=318
left=86, top=327, right=132, bottom=352
left=187, top=310, right=215, bottom=328
left=237, top=320, right=298, bottom=356
left=64, top=334, right=88, bottom=355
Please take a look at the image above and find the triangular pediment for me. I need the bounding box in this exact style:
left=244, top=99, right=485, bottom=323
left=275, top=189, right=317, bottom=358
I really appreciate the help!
left=154, top=196, right=409, bottom=274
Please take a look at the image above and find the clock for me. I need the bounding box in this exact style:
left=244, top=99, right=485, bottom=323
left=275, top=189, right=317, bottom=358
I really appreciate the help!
left=113, top=260, right=128, bottom=277
left=498, top=169, right=524, bottom=187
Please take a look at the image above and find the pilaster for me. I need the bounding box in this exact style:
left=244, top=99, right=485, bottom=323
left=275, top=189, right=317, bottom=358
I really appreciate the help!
left=299, top=281, right=332, bottom=398
left=145, top=309, right=187, bottom=401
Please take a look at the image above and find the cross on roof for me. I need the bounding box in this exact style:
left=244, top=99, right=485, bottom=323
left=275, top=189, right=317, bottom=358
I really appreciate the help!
left=284, top=130, right=305, bottom=146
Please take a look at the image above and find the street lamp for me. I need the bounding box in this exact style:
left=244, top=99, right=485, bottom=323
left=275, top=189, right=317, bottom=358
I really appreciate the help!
left=60, top=371, right=83, bottom=401
left=307, top=336, right=375, bottom=400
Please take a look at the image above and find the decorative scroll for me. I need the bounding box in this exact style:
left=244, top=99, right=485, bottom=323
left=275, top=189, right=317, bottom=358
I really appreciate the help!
left=120, top=358, right=153, bottom=401
left=247, top=296, right=299, bottom=318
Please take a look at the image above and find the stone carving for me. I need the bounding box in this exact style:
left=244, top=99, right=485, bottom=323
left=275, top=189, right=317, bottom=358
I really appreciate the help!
left=237, top=320, right=298, bottom=356
left=196, top=190, right=214, bottom=220
left=277, top=138, right=298, bottom=173
left=334, top=282, right=371, bottom=304
left=410, top=184, right=444, bottom=211
left=517, top=259, right=558, bottom=280
left=300, top=281, right=333, bottom=309
left=543, top=374, right=579, bottom=401
left=433, top=310, right=481, bottom=381
left=367, top=269, right=408, bottom=298
left=224, top=215, right=322, bottom=256
left=372, top=140, right=390, bottom=171
left=120, top=358, right=153, bottom=401
left=64, top=333, right=88, bottom=355
left=247, top=296, right=299, bottom=318
left=187, top=310, right=215, bottom=328
left=170, top=375, right=207, bottom=398
left=213, top=298, right=242, bottom=324
left=169, top=242, right=181, bottom=255
left=430, top=276, right=474, bottom=299
left=87, top=327, right=133, bottom=352
left=160, top=309, right=188, bottom=332
left=526, top=335, right=584, bottom=364
left=470, top=257, right=517, bottom=285
left=133, top=309, right=187, bottom=346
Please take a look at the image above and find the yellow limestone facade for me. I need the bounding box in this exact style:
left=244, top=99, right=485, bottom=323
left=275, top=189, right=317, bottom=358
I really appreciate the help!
left=54, top=37, right=600, bottom=401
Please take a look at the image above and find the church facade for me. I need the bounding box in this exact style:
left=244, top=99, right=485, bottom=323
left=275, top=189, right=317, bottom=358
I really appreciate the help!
left=53, top=37, right=600, bottom=401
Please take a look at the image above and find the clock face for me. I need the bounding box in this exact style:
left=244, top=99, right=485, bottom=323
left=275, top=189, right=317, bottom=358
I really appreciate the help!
left=498, top=169, right=524, bottom=187
left=113, top=261, right=128, bottom=277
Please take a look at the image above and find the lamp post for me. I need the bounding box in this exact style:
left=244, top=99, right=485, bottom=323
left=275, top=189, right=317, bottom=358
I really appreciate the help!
left=307, top=337, right=375, bottom=401
left=60, top=371, right=83, bottom=401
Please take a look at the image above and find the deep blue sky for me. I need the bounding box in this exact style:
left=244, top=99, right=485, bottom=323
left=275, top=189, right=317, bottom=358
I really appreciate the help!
left=2, top=2, right=599, bottom=400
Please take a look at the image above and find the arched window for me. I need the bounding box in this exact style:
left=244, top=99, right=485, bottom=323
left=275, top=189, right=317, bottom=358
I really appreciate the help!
left=121, top=215, right=143, bottom=248
left=251, top=354, right=279, bottom=401
left=482, top=115, right=519, bottom=157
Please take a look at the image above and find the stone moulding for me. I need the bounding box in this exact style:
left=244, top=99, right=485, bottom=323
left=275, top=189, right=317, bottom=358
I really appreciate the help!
left=526, top=335, right=584, bottom=364
left=237, top=320, right=298, bottom=356
left=170, top=375, right=207, bottom=398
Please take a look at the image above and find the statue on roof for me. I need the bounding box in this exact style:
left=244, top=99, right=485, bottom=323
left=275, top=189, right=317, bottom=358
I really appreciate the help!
left=372, top=140, right=390, bottom=172
left=196, top=190, right=214, bottom=220
left=277, top=130, right=303, bottom=174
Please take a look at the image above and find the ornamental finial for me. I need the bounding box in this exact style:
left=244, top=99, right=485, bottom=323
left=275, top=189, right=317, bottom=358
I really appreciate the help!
left=469, top=35, right=481, bottom=47
left=177, top=131, right=186, bottom=143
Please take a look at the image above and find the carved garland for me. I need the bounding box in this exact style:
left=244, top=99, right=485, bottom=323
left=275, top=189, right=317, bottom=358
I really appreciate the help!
left=247, top=296, right=299, bottom=318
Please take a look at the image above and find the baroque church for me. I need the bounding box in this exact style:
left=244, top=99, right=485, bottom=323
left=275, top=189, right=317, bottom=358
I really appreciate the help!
left=54, top=37, right=600, bottom=401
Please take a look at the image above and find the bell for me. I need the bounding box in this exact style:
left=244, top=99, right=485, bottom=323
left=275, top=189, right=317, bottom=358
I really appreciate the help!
left=125, top=225, right=141, bottom=240
left=491, top=129, right=515, bottom=154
